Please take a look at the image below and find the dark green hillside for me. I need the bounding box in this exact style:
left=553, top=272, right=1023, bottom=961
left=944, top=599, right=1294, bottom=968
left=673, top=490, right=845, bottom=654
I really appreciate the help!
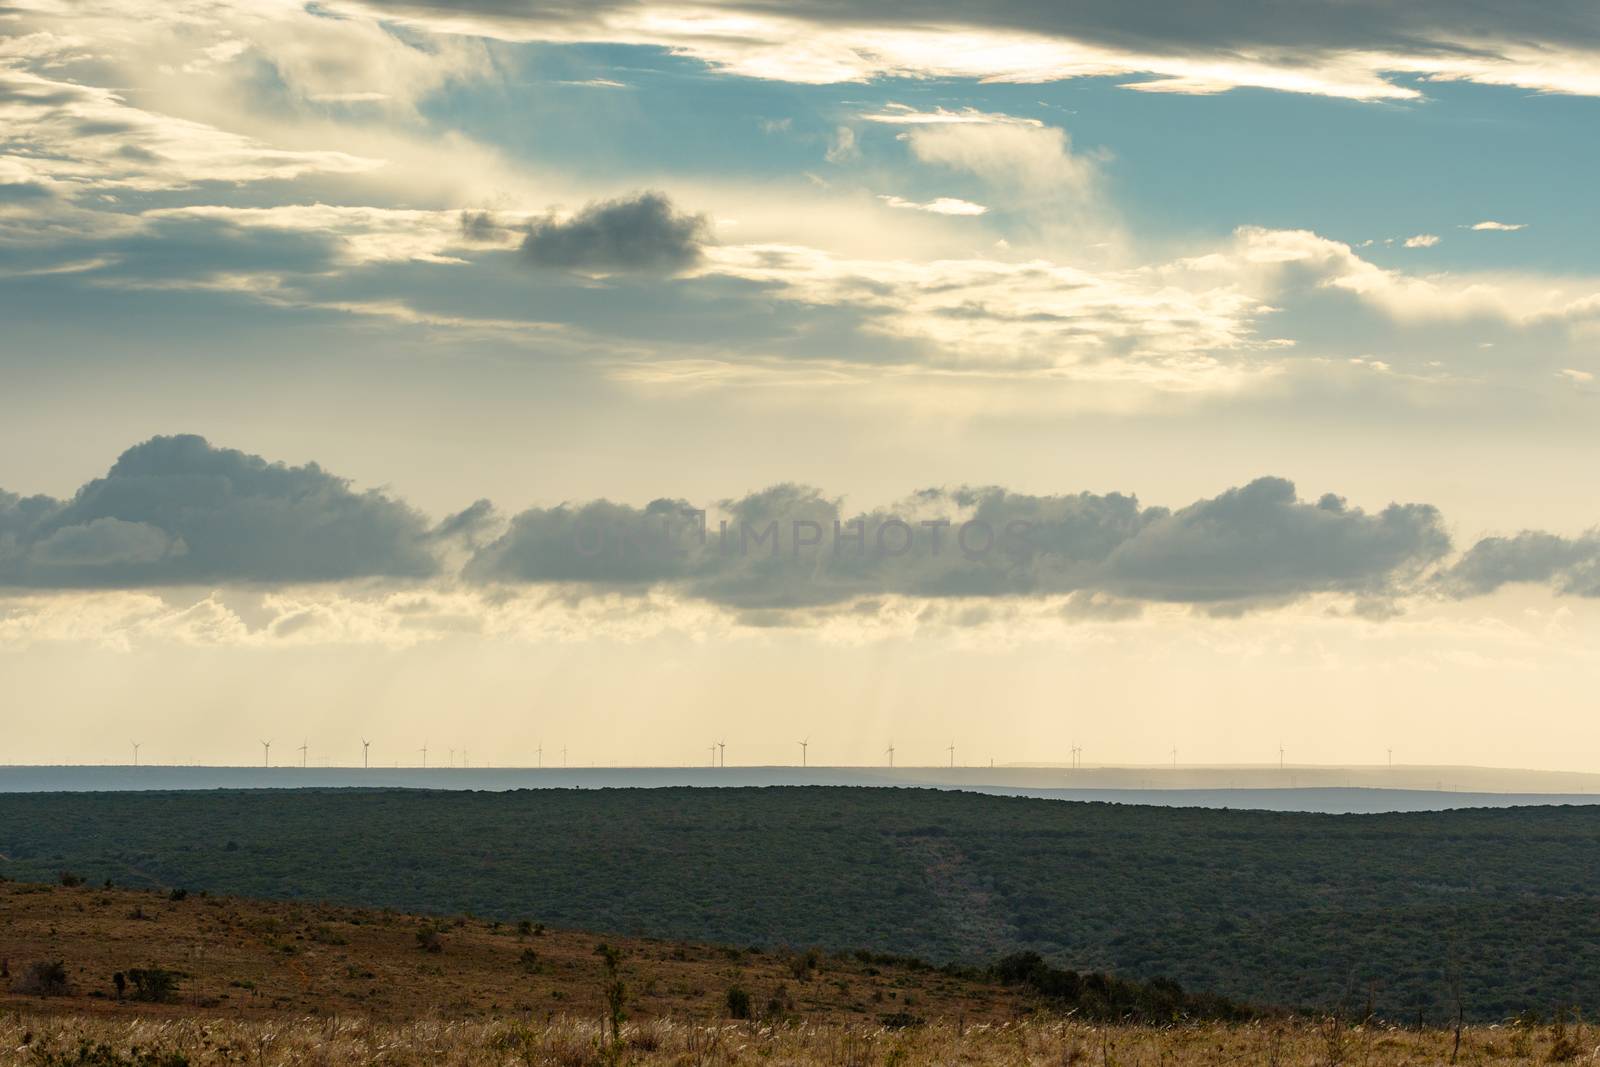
left=2, top=787, right=1598, bottom=1020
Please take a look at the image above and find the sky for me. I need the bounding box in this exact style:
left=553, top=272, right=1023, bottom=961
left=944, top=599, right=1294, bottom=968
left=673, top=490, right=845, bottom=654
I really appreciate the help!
left=2, top=0, right=1599, bottom=770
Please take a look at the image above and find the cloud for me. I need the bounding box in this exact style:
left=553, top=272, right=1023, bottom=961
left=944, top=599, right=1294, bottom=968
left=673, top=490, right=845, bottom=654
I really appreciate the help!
left=0, top=435, right=440, bottom=587
left=0, top=68, right=381, bottom=198
left=6, top=437, right=1600, bottom=620
left=465, top=476, right=1452, bottom=612
left=1439, top=531, right=1600, bottom=599
left=521, top=192, right=712, bottom=274
left=878, top=195, right=988, bottom=216
left=1470, top=221, right=1527, bottom=231
left=867, top=106, right=1100, bottom=199
left=336, top=0, right=1600, bottom=100
left=824, top=126, right=860, bottom=164
left=1402, top=234, right=1440, bottom=248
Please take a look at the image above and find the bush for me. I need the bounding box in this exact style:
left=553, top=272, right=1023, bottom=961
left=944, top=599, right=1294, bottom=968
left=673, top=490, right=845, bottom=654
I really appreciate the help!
left=59, top=871, right=84, bottom=888
left=725, top=984, right=751, bottom=1019
left=789, top=948, right=821, bottom=981
left=415, top=927, right=443, bottom=953
left=13, top=959, right=72, bottom=996
left=126, top=968, right=182, bottom=1003
left=518, top=948, right=539, bottom=974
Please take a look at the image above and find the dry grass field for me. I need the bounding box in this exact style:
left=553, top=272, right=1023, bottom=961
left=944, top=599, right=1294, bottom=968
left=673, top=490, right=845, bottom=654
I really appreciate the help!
left=5, top=880, right=1598, bottom=1065
left=4, top=1013, right=1598, bottom=1066
left=0, top=881, right=1016, bottom=1024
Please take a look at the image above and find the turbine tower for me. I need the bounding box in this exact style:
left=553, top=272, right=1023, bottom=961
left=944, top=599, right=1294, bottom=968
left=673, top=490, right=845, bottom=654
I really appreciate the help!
left=298, top=739, right=308, bottom=769
left=718, top=740, right=726, bottom=768
left=885, top=742, right=894, bottom=768
left=131, top=741, right=140, bottom=768
left=419, top=742, right=428, bottom=768
left=260, top=739, right=272, bottom=768
left=798, top=738, right=809, bottom=767
left=709, top=743, right=717, bottom=767
left=1171, top=745, right=1177, bottom=770
left=361, top=739, right=370, bottom=769
left=1278, top=743, right=1285, bottom=771
left=537, top=741, right=544, bottom=769
left=947, top=740, right=956, bottom=768
left=1387, top=747, right=1393, bottom=768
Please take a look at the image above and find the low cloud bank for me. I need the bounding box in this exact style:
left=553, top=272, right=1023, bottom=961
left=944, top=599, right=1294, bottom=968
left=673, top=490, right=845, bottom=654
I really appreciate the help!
left=4, top=436, right=1595, bottom=615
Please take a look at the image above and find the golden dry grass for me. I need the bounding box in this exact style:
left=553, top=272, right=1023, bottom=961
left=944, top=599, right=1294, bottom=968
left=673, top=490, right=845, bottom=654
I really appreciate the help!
left=3, top=1013, right=1599, bottom=1066
left=0, top=882, right=1017, bottom=1024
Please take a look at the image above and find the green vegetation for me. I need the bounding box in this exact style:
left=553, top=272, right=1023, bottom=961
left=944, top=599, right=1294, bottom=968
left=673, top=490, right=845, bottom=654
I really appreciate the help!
left=3, top=786, right=1598, bottom=1020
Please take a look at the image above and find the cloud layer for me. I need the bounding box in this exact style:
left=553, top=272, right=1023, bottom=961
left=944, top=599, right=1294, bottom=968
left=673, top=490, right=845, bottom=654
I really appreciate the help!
left=344, top=0, right=1600, bottom=100
left=1, top=441, right=1595, bottom=619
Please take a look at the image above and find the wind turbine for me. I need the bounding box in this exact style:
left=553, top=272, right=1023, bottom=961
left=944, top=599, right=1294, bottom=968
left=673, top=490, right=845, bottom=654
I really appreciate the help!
left=718, top=740, right=726, bottom=768
left=885, top=742, right=894, bottom=768
left=947, top=740, right=956, bottom=768
left=708, top=743, right=717, bottom=767
left=131, top=741, right=140, bottom=768
left=361, top=739, right=370, bottom=769
left=298, top=739, right=308, bottom=769
left=260, top=739, right=272, bottom=768
left=536, top=741, right=544, bottom=769
left=1278, top=743, right=1286, bottom=771
left=419, top=742, right=428, bottom=768
left=1171, top=745, right=1178, bottom=770
left=1387, top=747, right=1393, bottom=768
left=797, top=738, right=809, bottom=767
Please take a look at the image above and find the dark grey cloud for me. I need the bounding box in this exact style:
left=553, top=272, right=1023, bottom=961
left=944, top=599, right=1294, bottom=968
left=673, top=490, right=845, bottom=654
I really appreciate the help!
left=464, top=476, right=1453, bottom=612
left=9, top=438, right=1595, bottom=613
left=1439, top=531, right=1600, bottom=598
left=0, top=435, right=440, bottom=587
left=1100, top=479, right=1450, bottom=604
left=520, top=192, right=710, bottom=274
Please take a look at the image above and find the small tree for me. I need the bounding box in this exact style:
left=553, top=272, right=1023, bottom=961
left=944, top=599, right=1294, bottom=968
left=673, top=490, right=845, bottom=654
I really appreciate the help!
left=726, top=984, right=752, bottom=1019
left=126, top=967, right=181, bottom=1003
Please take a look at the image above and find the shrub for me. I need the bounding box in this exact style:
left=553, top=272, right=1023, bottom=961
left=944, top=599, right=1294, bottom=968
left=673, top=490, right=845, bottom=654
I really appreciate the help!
left=167, top=889, right=187, bottom=902
left=126, top=967, right=181, bottom=1003
left=415, top=927, right=443, bottom=953
left=790, top=948, right=821, bottom=981
left=59, top=871, right=84, bottom=888
left=726, top=984, right=751, bottom=1019
left=13, top=959, right=72, bottom=996
left=518, top=948, right=539, bottom=974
